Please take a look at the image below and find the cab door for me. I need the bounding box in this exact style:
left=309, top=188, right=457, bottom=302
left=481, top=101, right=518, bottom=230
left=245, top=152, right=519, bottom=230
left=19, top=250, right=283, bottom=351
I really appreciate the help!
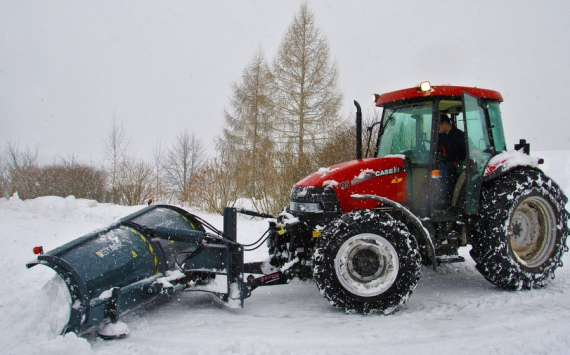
left=462, top=93, right=494, bottom=214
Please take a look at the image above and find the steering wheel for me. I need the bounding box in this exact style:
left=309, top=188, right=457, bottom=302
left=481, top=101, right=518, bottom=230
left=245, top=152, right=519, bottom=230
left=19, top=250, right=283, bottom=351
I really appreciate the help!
left=413, top=139, right=430, bottom=155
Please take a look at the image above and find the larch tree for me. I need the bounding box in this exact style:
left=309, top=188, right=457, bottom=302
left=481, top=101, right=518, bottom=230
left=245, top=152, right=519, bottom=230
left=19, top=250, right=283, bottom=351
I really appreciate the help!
left=219, top=48, right=279, bottom=213
left=272, top=3, right=343, bottom=180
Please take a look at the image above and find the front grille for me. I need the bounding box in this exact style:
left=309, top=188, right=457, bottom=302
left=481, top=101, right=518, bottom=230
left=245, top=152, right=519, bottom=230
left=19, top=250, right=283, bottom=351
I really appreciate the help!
left=290, top=186, right=341, bottom=212
left=289, top=186, right=341, bottom=228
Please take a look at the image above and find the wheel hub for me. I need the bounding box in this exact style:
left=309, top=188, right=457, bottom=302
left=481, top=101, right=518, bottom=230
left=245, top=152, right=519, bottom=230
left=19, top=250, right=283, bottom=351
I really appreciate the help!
left=509, top=196, right=557, bottom=268
left=347, top=247, right=384, bottom=282
left=335, top=234, right=399, bottom=297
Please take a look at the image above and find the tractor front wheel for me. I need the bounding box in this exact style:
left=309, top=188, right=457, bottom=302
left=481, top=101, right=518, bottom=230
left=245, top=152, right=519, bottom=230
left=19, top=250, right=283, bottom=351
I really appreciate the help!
left=313, top=210, right=421, bottom=314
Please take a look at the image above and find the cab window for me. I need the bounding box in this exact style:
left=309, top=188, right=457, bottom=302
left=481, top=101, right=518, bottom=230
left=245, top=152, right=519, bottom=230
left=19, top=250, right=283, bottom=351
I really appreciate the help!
left=376, top=102, right=433, bottom=164
left=488, top=102, right=507, bottom=152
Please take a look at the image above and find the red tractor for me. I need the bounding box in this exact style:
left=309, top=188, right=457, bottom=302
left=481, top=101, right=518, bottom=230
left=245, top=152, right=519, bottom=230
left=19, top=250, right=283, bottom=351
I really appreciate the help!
left=267, top=81, right=570, bottom=314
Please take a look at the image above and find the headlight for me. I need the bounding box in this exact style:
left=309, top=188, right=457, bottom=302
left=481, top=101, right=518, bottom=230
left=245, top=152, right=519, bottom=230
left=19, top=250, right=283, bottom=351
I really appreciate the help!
left=290, top=201, right=324, bottom=213
left=418, top=81, right=432, bottom=92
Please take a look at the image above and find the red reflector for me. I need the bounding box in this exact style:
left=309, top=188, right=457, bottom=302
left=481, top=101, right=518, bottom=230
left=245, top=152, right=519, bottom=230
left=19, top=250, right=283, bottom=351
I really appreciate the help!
left=33, top=246, right=44, bottom=255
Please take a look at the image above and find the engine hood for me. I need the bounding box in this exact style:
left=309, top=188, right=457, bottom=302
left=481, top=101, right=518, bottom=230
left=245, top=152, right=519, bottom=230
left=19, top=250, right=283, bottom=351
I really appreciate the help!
left=294, top=156, right=407, bottom=212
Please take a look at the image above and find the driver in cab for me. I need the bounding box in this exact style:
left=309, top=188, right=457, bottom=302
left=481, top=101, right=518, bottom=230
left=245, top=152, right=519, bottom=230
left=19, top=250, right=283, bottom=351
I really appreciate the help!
left=437, top=114, right=466, bottom=207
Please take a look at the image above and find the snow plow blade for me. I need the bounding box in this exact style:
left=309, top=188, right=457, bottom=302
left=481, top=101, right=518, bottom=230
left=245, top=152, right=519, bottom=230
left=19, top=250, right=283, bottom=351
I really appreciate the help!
left=26, top=205, right=247, bottom=336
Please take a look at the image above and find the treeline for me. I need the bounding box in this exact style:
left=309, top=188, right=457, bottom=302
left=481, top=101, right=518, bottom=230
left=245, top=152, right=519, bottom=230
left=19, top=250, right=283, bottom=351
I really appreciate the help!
left=0, top=128, right=210, bottom=207
left=0, top=142, right=107, bottom=201
left=1, top=4, right=376, bottom=214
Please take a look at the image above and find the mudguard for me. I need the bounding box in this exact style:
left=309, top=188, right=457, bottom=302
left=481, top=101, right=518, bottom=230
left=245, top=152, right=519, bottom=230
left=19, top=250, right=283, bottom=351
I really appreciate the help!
left=483, top=150, right=543, bottom=181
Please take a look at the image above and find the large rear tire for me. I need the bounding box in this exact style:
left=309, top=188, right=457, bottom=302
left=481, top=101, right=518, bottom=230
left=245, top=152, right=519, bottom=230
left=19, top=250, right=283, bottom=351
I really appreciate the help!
left=470, top=169, right=570, bottom=289
left=313, top=210, right=421, bottom=314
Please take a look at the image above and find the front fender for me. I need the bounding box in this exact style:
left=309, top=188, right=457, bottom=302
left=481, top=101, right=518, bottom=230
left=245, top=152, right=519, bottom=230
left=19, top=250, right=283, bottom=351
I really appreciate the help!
left=484, top=150, right=543, bottom=181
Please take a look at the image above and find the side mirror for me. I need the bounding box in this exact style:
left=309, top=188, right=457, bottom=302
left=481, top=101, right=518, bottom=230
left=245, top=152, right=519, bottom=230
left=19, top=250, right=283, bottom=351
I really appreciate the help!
left=514, top=139, right=530, bottom=155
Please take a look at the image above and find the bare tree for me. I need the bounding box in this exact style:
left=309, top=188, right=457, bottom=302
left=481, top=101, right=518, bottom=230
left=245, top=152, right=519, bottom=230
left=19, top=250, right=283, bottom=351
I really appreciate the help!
left=3, top=140, right=40, bottom=199
left=103, top=116, right=131, bottom=204
left=163, top=131, right=206, bottom=205
left=152, top=140, right=166, bottom=203
left=116, top=155, right=154, bottom=206
left=314, top=117, right=356, bottom=168
left=0, top=154, right=5, bottom=198
left=5, top=140, right=38, bottom=170
left=314, top=106, right=383, bottom=168
left=272, top=3, right=343, bottom=178
left=361, top=106, right=383, bottom=159
left=193, top=157, right=238, bottom=214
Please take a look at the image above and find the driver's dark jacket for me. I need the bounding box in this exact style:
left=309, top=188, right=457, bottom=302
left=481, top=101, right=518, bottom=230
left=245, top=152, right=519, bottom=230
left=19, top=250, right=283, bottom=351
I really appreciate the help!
left=438, top=127, right=466, bottom=165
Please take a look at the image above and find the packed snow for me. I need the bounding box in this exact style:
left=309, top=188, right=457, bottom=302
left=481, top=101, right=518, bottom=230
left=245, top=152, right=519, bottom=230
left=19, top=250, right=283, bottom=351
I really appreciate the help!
left=1, top=151, right=569, bottom=355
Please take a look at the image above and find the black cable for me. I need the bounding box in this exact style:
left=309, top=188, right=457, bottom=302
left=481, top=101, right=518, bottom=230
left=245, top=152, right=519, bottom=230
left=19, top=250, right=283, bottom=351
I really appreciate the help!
left=239, top=229, right=270, bottom=247
left=188, top=211, right=274, bottom=250
left=191, top=214, right=223, bottom=236
left=244, top=231, right=272, bottom=251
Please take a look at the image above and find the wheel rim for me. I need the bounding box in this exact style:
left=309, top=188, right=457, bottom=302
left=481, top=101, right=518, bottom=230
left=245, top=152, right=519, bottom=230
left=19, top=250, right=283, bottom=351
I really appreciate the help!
left=335, top=233, right=399, bottom=297
left=509, top=195, right=557, bottom=268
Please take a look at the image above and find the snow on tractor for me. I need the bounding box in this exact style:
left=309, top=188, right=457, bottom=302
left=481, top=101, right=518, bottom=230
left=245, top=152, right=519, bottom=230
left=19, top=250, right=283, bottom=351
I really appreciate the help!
left=28, top=81, right=570, bottom=338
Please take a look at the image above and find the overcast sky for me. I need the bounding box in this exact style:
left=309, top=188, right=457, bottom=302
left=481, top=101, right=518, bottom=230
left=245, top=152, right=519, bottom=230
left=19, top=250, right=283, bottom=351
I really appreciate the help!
left=1, top=0, right=570, bottom=165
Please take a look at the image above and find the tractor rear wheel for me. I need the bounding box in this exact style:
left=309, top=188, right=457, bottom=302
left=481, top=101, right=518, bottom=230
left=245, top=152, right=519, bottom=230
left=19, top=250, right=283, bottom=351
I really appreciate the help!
left=313, top=210, right=421, bottom=314
left=470, top=169, right=570, bottom=289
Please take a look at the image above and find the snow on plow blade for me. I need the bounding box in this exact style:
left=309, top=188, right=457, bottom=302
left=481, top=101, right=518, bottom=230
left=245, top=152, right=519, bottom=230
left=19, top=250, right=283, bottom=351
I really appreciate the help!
left=26, top=205, right=246, bottom=337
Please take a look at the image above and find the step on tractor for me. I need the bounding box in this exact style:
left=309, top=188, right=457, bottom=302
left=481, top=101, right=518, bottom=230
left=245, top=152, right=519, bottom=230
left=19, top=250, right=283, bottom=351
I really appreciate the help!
left=28, top=81, right=570, bottom=338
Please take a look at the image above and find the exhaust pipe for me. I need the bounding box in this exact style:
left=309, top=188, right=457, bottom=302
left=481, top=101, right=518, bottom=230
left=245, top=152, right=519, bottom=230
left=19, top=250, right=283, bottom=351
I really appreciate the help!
left=354, top=100, right=362, bottom=160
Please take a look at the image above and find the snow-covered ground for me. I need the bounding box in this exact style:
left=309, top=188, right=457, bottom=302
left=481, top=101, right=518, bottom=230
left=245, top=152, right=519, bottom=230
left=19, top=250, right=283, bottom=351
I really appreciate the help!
left=1, top=151, right=569, bottom=355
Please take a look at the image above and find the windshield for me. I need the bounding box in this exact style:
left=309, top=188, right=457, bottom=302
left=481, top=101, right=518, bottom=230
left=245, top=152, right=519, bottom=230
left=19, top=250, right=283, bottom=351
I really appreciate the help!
left=376, top=102, right=433, bottom=164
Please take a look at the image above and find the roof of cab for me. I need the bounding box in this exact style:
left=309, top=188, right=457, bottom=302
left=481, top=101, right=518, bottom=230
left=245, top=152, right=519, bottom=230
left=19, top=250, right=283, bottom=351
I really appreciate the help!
left=374, top=84, right=503, bottom=107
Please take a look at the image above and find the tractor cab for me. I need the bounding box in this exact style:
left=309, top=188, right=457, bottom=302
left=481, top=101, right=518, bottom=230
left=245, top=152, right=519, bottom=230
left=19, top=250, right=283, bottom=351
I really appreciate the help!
left=372, top=82, right=507, bottom=220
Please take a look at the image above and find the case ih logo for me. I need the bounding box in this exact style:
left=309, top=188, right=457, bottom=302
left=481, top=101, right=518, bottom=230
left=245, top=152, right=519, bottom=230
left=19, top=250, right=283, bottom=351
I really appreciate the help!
left=351, top=166, right=402, bottom=186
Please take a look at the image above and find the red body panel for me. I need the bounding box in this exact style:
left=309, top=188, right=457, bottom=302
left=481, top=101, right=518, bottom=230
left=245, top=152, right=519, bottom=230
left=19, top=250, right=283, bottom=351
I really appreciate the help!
left=375, top=85, right=503, bottom=106
left=295, top=157, right=406, bottom=212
